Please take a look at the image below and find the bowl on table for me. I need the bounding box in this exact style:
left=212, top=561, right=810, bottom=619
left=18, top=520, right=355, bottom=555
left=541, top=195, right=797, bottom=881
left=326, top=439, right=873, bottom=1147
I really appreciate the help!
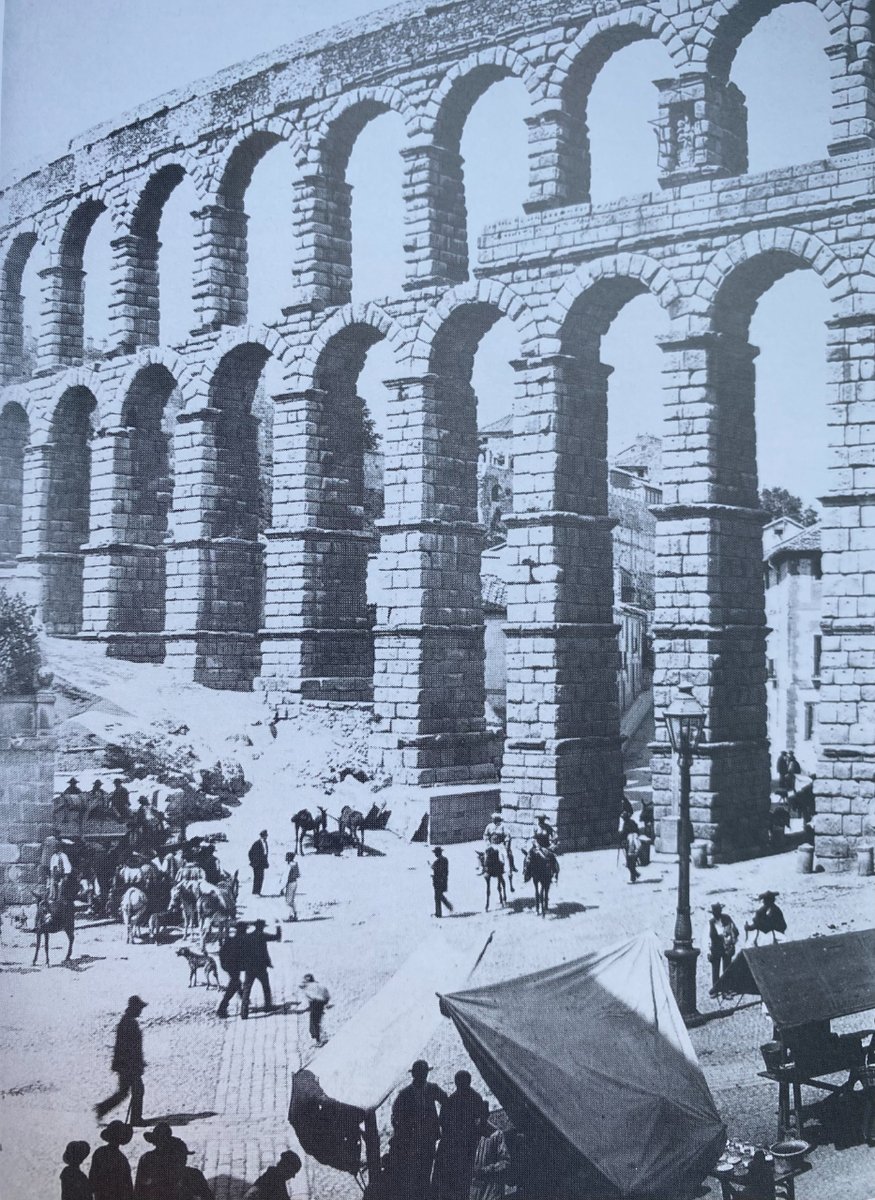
left=769, top=1139, right=810, bottom=1165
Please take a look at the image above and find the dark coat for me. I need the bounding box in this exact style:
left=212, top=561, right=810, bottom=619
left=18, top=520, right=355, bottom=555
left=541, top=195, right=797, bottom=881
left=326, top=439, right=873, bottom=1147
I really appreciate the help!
left=248, top=1165, right=292, bottom=1199
left=111, top=1012, right=144, bottom=1075
left=90, top=1145, right=133, bottom=1200
left=248, top=839, right=269, bottom=869
left=242, top=928, right=279, bottom=973
left=431, top=856, right=449, bottom=892
left=219, top=933, right=245, bottom=976
left=61, top=1165, right=94, bottom=1200
left=392, top=1081, right=447, bottom=1146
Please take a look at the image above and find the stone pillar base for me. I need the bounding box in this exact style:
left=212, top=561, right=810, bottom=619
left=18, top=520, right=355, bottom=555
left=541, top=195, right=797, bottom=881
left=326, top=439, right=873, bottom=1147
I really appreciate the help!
left=428, top=783, right=502, bottom=845
left=77, top=631, right=166, bottom=663
left=370, top=729, right=501, bottom=790
left=258, top=629, right=374, bottom=706
left=164, top=631, right=260, bottom=690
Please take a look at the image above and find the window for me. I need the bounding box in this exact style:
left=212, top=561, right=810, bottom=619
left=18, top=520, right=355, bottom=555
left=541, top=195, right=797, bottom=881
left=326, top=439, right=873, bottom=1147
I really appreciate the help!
left=804, top=702, right=815, bottom=741
left=812, top=634, right=822, bottom=680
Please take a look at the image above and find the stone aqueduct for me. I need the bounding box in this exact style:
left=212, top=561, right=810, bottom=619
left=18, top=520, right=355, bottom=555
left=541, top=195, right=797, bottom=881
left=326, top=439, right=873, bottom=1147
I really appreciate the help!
left=1, top=0, right=874, bottom=865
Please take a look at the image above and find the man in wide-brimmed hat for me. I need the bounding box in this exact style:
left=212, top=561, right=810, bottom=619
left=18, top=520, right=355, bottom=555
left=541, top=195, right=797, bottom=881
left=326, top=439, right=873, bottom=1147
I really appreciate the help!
left=707, top=902, right=740, bottom=995
left=95, top=996, right=147, bottom=1126
left=134, top=1122, right=190, bottom=1199
left=390, top=1061, right=448, bottom=1200
left=89, top=1120, right=133, bottom=1200
left=240, top=918, right=281, bottom=1019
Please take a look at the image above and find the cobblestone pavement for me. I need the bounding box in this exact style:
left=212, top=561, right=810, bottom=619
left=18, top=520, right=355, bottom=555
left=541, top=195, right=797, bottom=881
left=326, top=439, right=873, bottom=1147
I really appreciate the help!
left=2, top=825, right=874, bottom=1199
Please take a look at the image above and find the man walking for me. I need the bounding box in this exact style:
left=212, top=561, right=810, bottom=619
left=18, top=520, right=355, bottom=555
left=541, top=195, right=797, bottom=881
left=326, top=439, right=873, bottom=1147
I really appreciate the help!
left=244, top=1150, right=302, bottom=1199
left=248, top=829, right=270, bottom=896
left=95, top=995, right=147, bottom=1126
left=707, top=903, right=739, bottom=996
left=216, top=921, right=247, bottom=1018
left=298, top=973, right=331, bottom=1045
left=431, top=847, right=453, bottom=918
left=241, top=919, right=281, bottom=1019
left=390, top=1060, right=447, bottom=1200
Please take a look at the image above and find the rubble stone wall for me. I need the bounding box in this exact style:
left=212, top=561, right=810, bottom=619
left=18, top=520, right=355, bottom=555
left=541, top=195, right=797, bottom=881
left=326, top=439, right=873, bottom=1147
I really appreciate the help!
left=2, top=0, right=874, bottom=863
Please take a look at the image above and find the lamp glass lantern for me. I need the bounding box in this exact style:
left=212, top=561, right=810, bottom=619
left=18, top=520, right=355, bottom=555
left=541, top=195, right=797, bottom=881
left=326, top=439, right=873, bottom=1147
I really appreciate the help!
left=664, top=685, right=705, bottom=757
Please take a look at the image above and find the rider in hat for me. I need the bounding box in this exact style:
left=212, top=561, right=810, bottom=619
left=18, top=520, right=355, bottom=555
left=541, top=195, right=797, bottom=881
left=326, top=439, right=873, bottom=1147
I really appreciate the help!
left=746, top=891, right=787, bottom=945
left=89, top=1120, right=133, bottom=1200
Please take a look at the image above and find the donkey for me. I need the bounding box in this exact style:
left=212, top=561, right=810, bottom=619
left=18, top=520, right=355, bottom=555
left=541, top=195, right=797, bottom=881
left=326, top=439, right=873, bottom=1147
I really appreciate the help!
left=292, top=807, right=328, bottom=854
left=32, top=890, right=75, bottom=965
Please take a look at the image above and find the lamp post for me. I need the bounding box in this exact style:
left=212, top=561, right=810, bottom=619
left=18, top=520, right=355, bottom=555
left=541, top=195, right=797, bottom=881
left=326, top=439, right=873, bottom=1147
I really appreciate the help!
left=662, top=684, right=706, bottom=1021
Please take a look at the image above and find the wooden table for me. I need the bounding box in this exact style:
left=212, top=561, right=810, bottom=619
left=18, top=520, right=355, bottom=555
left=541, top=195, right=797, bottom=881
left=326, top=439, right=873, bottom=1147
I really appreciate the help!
left=712, top=1158, right=812, bottom=1200
left=758, top=1028, right=872, bottom=1140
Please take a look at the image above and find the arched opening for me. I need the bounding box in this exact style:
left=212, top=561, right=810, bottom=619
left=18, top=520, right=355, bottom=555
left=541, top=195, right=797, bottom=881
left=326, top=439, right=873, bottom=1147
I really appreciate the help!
left=44, top=386, right=96, bottom=634
left=215, top=131, right=295, bottom=327
left=348, top=111, right=406, bottom=303
left=201, top=343, right=276, bottom=686
left=243, top=140, right=297, bottom=325
left=1, top=234, right=38, bottom=377
left=432, top=67, right=531, bottom=281
left=458, top=77, right=529, bottom=270
left=117, top=365, right=183, bottom=642
left=712, top=255, right=830, bottom=776
left=564, top=31, right=674, bottom=204
left=78, top=206, right=113, bottom=357
left=0, top=402, right=29, bottom=572
left=18, top=236, right=48, bottom=373
left=729, top=2, right=831, bottom=172
left=131, top=164, right=197, bottom=346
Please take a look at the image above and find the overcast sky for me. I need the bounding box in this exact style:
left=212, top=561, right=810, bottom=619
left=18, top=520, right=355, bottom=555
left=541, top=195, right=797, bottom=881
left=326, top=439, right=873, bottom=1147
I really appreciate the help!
left=1, top=1, right=837, bottom=506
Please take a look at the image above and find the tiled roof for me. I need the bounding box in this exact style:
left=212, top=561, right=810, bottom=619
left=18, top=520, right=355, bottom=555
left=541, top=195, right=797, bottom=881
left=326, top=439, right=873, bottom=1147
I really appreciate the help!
left=765, top=522, right=821, bottom=562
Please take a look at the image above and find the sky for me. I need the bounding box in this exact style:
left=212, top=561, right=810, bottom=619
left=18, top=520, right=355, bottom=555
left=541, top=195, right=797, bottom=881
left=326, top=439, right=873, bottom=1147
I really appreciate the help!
left=1, top=0, right=836, bottom=506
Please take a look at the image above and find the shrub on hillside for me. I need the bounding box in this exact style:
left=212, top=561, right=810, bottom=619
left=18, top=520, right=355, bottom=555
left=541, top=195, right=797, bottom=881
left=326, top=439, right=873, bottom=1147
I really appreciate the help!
left=0, top=588, right=40, bottom=696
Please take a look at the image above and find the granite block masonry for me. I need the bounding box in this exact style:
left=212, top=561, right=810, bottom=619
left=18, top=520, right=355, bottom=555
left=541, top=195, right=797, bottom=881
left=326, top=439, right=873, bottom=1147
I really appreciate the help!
left=2, top=0, right=874, bottom=865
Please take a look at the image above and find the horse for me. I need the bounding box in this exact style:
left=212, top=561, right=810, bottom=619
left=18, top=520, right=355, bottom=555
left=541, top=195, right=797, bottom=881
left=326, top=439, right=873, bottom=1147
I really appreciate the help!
left=523, top=846, right=559, bottom=917
left=32, top=888, right=75, bottom=965
left=339, top=805, right=366, bottom=856
left=109, top=861, right=159, bottom=915
left=292, top=807, right=328, bottom=854
left=169, top=881, right=201, bottom=938
left=119, top=886, right=152, bottom=943
left=195, top=875, right=237, bottom=950
left=477, top=845, right=507, bottom=911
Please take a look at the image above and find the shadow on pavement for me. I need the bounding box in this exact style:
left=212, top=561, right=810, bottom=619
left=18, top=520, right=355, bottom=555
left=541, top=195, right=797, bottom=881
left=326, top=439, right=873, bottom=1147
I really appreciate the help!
left=143, top=1110, right=218, bottom=1126
left=207, top=1173, right=250, bottom=1200
left=59, top=953, right=106, bottom=971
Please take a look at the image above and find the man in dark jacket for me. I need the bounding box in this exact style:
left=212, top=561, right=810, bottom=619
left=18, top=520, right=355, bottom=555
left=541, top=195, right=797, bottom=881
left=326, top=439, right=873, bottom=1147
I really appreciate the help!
left=431, top=847, right=452, bottom=918
left=89, top=1119, right=133, bottom=1200
left=241, top=919, right=281, bottom=1018
left=390, top=1060, right=447, bottom=1200
left=216, top=922, right=248, bottom=1018
left=432, top=1070, right=488, bottom=1200
left=248, top=830, right=269, bottom=896
left=245, top=1150, right=302, bottom=1199
left=95, top=995, right=147, bottom=1125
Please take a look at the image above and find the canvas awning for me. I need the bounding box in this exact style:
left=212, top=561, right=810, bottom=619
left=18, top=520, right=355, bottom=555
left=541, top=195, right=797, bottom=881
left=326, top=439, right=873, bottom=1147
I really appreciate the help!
left=439, top=932, right=726, bottom=1200
left=289, top=926, right=493, bottom=1174
left=715, top=928, right=875, bottom=1030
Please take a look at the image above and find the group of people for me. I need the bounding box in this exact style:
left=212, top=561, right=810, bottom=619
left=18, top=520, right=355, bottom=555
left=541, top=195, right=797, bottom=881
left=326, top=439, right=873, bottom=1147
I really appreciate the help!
left=247, top=829, right=302, bottom=923
left=385, top=1062, right=509, bottom=1200
left=707, top=892, right=788, bottom=993
left=61, top=1122, right=301, bottom=1199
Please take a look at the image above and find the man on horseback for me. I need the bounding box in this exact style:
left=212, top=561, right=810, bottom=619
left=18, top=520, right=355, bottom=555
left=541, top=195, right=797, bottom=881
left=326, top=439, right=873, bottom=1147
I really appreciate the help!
left=481, top=813, right=513, bottom=879
left=530, top=814, right=559, bottom=877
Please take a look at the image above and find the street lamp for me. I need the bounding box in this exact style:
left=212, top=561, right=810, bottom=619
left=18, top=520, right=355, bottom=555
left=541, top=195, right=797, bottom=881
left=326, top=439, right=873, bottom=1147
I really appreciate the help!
left=662, top=684, right=706, bottom=1022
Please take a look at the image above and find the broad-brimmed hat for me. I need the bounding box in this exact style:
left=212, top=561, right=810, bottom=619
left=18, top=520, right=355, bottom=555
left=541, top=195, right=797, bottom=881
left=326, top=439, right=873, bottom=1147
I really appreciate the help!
left=253, top=918, right=267, bottom=928
left=127, top=995, right=147, bottom=1012
left=301, top=973, right=315, bottom=984
left=100, top=1121, right=133, bottom=1146
left=63, top=1141, right=90, bottom=1166
left=491, top=812, right=502, bottom=821
left=143, top=1122, right=174, bottom=1146
left=432, top=846, right=443, bottom=855
left=758, top=891, right=779, bottom=902
left=410, top=1059, right=431, bottom=1075
left=710, top=903, right=723, bottom=916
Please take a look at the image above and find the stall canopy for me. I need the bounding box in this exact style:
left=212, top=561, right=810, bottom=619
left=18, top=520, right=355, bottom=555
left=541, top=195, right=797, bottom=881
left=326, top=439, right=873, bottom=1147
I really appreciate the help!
left=289, top=926, right=493, bottom=1173
left=439, top=931, right=725, bottom=1200
left=715, top=928, right=875, bottom=1030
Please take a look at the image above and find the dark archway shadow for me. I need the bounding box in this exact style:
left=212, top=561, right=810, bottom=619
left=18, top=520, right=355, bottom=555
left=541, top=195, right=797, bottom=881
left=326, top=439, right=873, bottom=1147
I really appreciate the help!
left=207, top=1173, right=251, bottom=1200
left=142, top=1110, right=218, bottom=1126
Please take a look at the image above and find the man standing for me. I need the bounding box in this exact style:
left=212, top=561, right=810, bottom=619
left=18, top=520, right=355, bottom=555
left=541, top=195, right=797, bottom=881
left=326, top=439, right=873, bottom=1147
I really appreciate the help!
left=95, top=995, right=147, bottom=1125
left=432, top=1070, right=487, bottom=1200
left=707, top=903, right=740, bottom=996
left=298, top=973, right=331, bottom=1045
left=241, top=919, right=281, bottom=1019
left=244, top=1150, right=302, bottom=1199
left=431, top=847, right=453, bottom=918
left=624, top=822, right=641, bottom=883
left=216, top=921, right=247, bottom=1018
left=283, top=852, right=300, bottom=922
left=109, top=779, right=130, bottom=822
left=248, top=829, right=269, bottom=896
left=390, top=1060, right=447, bottom=1200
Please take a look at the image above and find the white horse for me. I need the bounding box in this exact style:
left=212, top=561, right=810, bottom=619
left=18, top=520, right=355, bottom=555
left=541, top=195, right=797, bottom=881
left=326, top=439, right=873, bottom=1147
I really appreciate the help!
left=120, top=886, right=150, bottom=943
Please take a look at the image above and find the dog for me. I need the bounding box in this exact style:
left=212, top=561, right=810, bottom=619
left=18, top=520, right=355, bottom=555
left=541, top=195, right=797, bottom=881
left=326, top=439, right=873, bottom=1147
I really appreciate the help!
left=176, top=945, right=219, bottom=989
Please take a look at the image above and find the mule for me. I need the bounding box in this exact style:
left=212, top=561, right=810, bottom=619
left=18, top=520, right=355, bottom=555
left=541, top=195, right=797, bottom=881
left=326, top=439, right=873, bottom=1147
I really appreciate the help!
left=478, top=845, right=507, bottom=912
left=523, top=846, right=559, bottom=917
left=32, top=889, right=75, bottom=965
left=292, top=807, right=328, bottom=854
left=119, top=886, right=152, bottom=943
left=339, top=805, right=366, bottom=856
